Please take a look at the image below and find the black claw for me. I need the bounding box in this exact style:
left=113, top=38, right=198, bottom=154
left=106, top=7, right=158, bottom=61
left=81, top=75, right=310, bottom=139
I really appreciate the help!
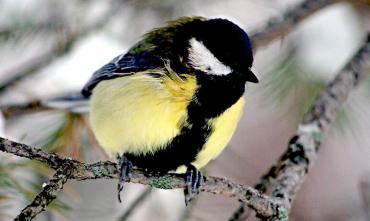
left=184, top=164, right=203, bottom=205
left=117, top=155, right=133, bottom=203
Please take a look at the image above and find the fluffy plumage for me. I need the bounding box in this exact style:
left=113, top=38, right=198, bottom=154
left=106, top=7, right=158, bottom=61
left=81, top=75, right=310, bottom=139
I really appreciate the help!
left=82, top=16, right=257, bottom=174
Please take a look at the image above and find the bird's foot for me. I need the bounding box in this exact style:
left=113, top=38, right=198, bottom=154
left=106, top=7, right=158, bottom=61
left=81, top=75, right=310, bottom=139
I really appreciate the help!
left=117, top=155, right=133, bottom=203
left=184, top=164, right=203, bottom=205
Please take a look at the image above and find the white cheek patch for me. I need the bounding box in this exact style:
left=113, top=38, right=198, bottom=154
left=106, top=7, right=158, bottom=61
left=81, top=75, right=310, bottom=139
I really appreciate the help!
left=188, top=38, right=232, bottom=76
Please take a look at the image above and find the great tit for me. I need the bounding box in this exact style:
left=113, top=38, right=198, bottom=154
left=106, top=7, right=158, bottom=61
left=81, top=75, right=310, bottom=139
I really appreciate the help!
left=82, top=16, right=258, bottom=204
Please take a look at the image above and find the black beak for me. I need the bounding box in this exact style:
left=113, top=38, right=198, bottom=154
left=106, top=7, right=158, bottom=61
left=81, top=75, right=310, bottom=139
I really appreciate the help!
left=246, top=68, right=259, bottom=83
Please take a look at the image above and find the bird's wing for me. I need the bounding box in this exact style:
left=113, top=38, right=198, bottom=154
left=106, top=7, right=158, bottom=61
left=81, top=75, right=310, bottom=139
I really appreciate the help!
left=81, top=51, right=163, bottom=97
left=82, top=16, right=206, bottom=97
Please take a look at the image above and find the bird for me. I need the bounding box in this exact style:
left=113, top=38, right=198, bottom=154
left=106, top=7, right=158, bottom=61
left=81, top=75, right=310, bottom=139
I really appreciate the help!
left=81, top=16, right=258, bottom=204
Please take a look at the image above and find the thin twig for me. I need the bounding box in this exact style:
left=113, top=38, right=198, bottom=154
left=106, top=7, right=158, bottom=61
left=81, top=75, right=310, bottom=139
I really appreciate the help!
left=14, top=163, right=75, bottom=221
left=0, top=137, right=284, bottom=220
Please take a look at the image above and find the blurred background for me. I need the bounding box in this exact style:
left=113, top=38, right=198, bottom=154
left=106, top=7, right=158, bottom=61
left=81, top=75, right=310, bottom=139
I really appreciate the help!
left=0, top=0, right=370, bottom=220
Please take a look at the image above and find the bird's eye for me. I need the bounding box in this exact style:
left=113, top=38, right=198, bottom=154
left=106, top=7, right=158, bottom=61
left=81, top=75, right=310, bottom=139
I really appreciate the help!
left=188, top=38, right=232, bottom=76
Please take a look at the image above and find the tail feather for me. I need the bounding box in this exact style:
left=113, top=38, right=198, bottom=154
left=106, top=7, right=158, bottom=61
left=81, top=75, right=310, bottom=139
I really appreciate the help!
left=43, top=94, right=89, bottom=113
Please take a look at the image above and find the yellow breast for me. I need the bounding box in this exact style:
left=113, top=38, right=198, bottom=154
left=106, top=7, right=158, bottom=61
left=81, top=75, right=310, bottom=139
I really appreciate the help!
left=89, top=72, right=197, bottom=157
left=195, top=97, right=244, bottom=166
left=176, top=97, right=245, bottom=172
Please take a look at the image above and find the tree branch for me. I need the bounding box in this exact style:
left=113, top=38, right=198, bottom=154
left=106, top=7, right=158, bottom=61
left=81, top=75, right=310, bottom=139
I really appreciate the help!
left=14, top=163, right=75, bottom=221
left=251, top=0, right=370, bottom=51
left=267, top=33, right=370, bottom=217
left=0, top=137, right=285, bottom=220
left=230, top=0, right=342, bottom=218
left=0, top=137, right=68, bottom=170
left=250, top=0, right=339, bottom=49
left=230, top=33, right=370, bottom=221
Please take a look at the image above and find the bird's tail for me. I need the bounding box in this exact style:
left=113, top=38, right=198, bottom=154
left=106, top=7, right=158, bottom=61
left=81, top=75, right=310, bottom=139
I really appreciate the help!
left=43, top=94, right=90, bottom=113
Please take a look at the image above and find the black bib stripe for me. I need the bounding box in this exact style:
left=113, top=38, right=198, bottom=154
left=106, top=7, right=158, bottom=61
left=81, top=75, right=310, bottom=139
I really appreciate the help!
left=125, top=73, right=245, bottom=172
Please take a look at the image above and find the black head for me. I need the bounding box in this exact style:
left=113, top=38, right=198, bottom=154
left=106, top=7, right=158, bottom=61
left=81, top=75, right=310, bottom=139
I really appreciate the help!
left=183, top=18, right=258, bottom=83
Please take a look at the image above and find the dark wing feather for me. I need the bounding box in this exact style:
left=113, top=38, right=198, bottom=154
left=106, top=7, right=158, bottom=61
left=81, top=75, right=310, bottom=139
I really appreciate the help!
left=82, top=17, right=206, bottom=97
left=81, top=52, right=163, bottom=97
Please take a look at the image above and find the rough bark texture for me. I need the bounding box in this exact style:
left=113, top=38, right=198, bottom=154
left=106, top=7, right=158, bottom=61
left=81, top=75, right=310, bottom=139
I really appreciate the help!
left=14, top=163, right=74, bottom=221
left=0, top=137, right=284, bottom=220
left=230, top=0, right=341, bottom=219
left=267, top=34, right=370, bottom=219
left=0, top=137, right=67, bottom=170
left=231, top=34, right=370, bottom=221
